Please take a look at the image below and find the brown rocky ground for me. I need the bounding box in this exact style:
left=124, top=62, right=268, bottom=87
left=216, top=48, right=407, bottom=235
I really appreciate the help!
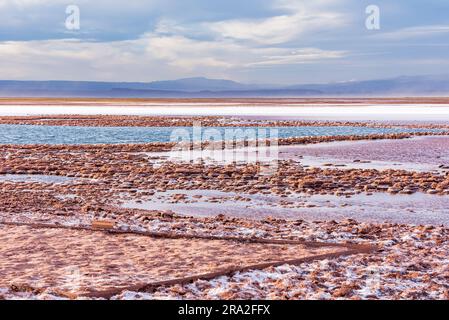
left=0, top=215, right=447, bottom=300
left=0, top=119, right=448, bottom=300
left=0, top=223, right=351, bottom=298
left=1, top=115, right=449, bottom=129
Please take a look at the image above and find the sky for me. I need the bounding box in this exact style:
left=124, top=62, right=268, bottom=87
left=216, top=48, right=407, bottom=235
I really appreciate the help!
left=0, top=0, right=449, bottom=84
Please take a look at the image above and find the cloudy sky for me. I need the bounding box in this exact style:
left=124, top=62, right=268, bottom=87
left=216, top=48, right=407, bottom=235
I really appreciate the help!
left=0, top=0, right=449, bottom=84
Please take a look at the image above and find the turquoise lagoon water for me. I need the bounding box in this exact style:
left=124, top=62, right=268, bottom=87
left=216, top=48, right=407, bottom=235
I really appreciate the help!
left=0, top=124, right=439, bottom=145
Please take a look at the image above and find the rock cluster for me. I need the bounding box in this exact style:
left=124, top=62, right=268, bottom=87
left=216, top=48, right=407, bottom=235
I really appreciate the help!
left=0, top=121, right=448, bottom=300
left=1, top=140, right=449, bottom=218
left=1, top=115, right=449, bottom=131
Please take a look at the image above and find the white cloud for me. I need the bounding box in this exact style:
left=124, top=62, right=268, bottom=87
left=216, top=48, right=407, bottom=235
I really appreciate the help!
left=206, top=1, right=346, bottom=44
left=0, top=32, right=347, bottom=81
left=138, top=0, right=349, bottom=73
left=247, top=48, right=347, bottom=66
left=145, top=33, right=346, bottom=70
left=146, top=35, right=236, bottom=70
left=0, top=38, right=150, bottom=80
left=376, top=25, right=449, bottom=40
left=0, top=0, right=53, bottom=7
left=0, top=0, right=350, bottom=81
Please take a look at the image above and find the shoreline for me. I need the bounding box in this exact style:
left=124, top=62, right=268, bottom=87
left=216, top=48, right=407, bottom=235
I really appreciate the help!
left=1, top=101, right=449, bottom=121
left=1, top=111, right=449, bottom=300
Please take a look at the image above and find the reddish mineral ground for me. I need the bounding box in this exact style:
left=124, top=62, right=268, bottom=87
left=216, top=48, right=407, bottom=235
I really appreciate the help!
left=0, top=101, right=448, bottom=300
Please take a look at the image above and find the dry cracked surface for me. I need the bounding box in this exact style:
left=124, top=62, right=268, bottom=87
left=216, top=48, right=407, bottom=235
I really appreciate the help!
left=0, top=224, right=343, bottom=298
left=0, top=217, right=448, bottom=300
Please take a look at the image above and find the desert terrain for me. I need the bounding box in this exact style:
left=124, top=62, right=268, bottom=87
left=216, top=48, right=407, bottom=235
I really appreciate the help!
left=0, top=98, right=448, bottom=300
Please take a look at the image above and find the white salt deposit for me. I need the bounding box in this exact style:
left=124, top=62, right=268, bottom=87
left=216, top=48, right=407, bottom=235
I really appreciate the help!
left=2, top=104, right=449, bottom=121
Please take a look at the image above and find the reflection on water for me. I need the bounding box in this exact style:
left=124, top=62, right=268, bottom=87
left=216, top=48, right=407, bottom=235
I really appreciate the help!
left=121, top=189, right=449, bottom=226
left=0, top=124, right=440, bottom=145
left=0, top=174, right=74, bottom=184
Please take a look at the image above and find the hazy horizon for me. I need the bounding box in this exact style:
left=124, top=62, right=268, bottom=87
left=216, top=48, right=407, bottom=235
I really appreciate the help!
left=2, top=74, right=449, bottom=87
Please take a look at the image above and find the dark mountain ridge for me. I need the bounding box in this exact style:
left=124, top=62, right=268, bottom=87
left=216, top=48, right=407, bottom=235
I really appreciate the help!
left=1, top=75, right=448, bottom=97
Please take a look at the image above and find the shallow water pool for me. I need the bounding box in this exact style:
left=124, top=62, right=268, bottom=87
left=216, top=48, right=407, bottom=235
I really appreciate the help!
left=0, top=174, right=74, bottom=184
left=0, top=124, right=440, bottom=145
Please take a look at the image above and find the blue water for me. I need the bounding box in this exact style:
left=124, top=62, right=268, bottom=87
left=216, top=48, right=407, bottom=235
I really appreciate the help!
left=0, top=124, right=439, bottom=145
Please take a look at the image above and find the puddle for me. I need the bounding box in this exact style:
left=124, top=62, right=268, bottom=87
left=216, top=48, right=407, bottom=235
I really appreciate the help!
left=0, top=174, right=74, bottom=184
left=294, top=155, right=444, bottom=173
left=278, top=136, right=449, bottom=171
left=121, top=189, right=449, bottom=226
left=145, top=136, right=449, bottom=172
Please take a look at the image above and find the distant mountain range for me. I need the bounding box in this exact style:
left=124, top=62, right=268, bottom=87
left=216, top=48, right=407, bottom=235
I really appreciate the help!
left=1, top=75, right=449, bottom=97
